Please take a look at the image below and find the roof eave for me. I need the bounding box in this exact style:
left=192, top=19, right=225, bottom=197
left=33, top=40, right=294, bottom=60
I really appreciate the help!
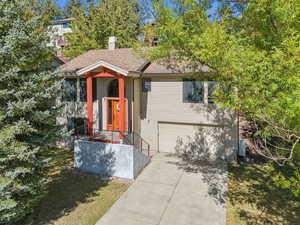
left=141, top=72, right=193, bottom=77
left=128, top=71, right=141, bottom=78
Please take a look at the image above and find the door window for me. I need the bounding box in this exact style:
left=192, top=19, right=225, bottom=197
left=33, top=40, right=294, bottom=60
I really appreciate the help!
left=107, top=100, right=112, bottom=126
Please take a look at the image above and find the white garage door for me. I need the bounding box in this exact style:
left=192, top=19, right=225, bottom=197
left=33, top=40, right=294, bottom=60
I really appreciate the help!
left=158, top=122, right=225, bottom=158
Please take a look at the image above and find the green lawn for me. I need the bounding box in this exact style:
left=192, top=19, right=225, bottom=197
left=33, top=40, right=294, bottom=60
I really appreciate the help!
left=227, top=163, right=300, bottom=225
left=31, top=148, right=129, bottom=225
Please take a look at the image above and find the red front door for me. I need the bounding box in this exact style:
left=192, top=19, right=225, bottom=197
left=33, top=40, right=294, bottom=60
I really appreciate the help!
left=107, top=99, right=119, bottom=131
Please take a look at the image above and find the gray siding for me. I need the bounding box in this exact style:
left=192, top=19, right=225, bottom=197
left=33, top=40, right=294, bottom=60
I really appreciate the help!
left=133, top=79, right=141, bottom=133
left=140, top=78, right=238, bottom=152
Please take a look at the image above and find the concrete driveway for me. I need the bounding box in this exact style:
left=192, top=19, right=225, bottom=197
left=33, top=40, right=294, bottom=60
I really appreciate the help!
left=96, top=153, right=227, bottom=225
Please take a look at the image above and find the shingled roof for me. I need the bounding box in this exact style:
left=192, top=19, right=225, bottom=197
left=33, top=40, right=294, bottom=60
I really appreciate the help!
left=59, top=48, right=208, bottom=75
left=60, top=48, right=147, bottom=74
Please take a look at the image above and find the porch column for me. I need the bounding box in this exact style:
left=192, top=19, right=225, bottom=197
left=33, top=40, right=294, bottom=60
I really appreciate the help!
left=86, top=74, right=93, bottom=135
left=118, top=76, right=125, bottom=139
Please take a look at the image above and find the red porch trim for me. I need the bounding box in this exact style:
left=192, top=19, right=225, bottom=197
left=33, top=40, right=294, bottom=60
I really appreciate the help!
left=91, top=72, right=118, bottom=78
left=86, top=74, right=93, bottom=135
left=90, top=68, right=121, bottom=78
left=86, top=70, right=126, bottom=139
left=118, top=76, right=125, bottom=139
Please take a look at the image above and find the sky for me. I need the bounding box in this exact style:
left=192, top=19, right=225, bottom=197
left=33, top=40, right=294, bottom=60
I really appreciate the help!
left=57, top=0, right=68, bottom=8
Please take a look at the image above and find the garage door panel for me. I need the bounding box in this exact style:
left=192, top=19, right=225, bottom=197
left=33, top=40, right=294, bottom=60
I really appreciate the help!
left=158, top=123, right=225, bottom=159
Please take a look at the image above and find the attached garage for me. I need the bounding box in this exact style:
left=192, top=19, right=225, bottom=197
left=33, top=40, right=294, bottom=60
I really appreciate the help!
left=158, top=122, right=229, bottom=160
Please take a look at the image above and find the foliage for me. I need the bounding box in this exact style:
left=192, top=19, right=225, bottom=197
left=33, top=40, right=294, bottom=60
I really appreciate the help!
left=145, top=0, right=300, bottom=165
left=0, top=0, right=63, bottom=224
left=63, top=0, right=142, bottom=58
left=42, top=0, right=65, bottom=20
left=227, top=163, right=300, bottom=225
left=62, top=6, right=99, bottom=58
left=63, top=0, right=84, bottom=17
left=271, top=144, right=300, bottom=197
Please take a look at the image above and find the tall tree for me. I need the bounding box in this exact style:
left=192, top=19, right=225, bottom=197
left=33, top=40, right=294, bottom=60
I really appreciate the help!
left=145, top=0, right=300, bottom=195
left=63, top=0, right=142, bottom=58
left=0, top=0, right=63, bottom=223
left=43, top=0, right=64, bottom=20
left=146, top=0, right=300, bottom=164
left=62, top=6, right=100, bottom=58
left=64, top=0, right=83, bottom=17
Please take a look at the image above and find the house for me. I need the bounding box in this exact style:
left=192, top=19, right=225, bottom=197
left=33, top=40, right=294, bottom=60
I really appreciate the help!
left=143, top=22, right=159, bottom=47
left=47, top=18, right=74, bottom=50
left=58, top=37, right=238, bottom=179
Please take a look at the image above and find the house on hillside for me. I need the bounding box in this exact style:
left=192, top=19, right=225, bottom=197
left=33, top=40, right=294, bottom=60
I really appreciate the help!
left=58, top=37, right=238, bottom=179
left=47, top=18, right=74, bottom=51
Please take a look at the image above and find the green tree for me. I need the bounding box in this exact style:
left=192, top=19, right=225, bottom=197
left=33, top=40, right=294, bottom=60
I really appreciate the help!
left=144, top=0, right=300, bottom=196
left=64, top=0, right=85, bottom=17
left=62, top=6, right=100, bottom=58
left=145, top=0, right=300, bottom=164
left=43, top=0, right=65, bottom=20
left=0, top=0, right=63, bottom=223
left=64, top=0, right=142, bottom=58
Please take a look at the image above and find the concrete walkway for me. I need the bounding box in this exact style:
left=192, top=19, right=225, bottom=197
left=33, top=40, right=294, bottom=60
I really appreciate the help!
left=96, top=153, right=227, bottom=225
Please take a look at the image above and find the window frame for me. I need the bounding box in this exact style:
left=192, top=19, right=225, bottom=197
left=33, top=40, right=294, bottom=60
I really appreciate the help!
left=62, top=78, right=77, bottom=102
left=67, top=117, right=86, bottom=135
left=182, top=79, right=204, bottom=103
left=79, top=78, right=87, bottom=102
left=142, top=78, right=151, bottom=92
left=63, top=23, right=69, bottom=29
left=208, top=81, right=217, bottom=104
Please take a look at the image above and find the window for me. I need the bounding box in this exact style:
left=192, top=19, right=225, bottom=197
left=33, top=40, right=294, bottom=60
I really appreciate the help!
left=93, top=78, right=98, bottom=101
left=63, top=23, right=69, bottom=28
left=67, top=118, right=86, bottom=135
left=183, top=79, right=204, bottom=103
left=108, top=79, right=119, bottom=97
left=107, top=100, right=112, bottom=125
left=208, top=81, right=216, bottom=104
left=62, top=79, right=77, bottom=102
left=142, top=78, right=151, bottom=92
left=152, top=38, right=158, bottom=46
left=79, top=78, right=87, bottom=102
left=67, top=118, right=74, bottom=132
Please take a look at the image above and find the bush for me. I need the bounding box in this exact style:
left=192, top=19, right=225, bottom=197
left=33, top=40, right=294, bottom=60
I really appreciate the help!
left=0, top=1, right=63, bottom=224
left=271, top=145, right=300, bottom=197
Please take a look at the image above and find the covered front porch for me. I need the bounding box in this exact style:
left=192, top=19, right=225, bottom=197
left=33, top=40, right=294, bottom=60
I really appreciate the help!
left=85, top=68, right=127, bottom=142
left=58, top=44, right=153, bottom=180
left=62, top=60, right=149, bottom=153
left=73, top=67, right=151, bottom=180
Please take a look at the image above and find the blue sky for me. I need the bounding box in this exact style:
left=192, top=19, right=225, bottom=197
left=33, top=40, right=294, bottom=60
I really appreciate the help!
left=57, top=0, right=68, bottom=8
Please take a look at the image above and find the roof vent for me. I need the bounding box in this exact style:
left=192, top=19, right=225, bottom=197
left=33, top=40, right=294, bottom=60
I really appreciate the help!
left=108, top=36, right=117, bottom=50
